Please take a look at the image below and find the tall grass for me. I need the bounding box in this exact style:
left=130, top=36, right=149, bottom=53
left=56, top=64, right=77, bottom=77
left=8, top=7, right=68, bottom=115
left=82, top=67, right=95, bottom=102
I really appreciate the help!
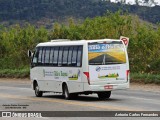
left=0, top=68, right=30, bottom=78
left=130, top=73, right=160, bottom=84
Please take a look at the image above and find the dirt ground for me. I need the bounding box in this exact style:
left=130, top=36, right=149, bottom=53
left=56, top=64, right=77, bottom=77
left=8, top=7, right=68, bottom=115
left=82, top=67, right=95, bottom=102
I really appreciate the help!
left=0, top=78, right=159, bottom=93
left=130, top=82, right=160, bottom=93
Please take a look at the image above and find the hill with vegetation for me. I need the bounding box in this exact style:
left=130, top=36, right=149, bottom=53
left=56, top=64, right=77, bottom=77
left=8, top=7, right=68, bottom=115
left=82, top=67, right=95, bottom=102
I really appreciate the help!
left=0, top=0, right=160, bottom=27
left=0, top=11, right=160, bottom=73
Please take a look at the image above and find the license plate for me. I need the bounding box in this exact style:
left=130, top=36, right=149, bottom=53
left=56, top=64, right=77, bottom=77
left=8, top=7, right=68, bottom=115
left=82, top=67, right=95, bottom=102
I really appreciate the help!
left=104, top=85, right=113, bottom=89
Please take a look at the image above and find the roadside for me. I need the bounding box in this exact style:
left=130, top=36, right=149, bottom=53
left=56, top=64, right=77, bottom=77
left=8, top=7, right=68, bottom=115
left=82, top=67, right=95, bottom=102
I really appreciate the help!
left=130, top=82, right=160, bottom=93
left=0, top=78, right=159, bottom=93
left=0, top=78, right=30, bottom=84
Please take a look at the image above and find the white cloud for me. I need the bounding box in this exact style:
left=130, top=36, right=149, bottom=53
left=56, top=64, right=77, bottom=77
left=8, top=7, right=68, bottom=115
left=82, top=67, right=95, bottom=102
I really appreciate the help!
left=110, top=0, right=160, bottom=6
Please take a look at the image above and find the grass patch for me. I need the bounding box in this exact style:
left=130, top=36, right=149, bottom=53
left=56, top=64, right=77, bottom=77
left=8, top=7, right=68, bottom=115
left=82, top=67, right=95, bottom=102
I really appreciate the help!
left=0, top=68, right=30, bottom=78
left=130, top=73, right=160, bottom=84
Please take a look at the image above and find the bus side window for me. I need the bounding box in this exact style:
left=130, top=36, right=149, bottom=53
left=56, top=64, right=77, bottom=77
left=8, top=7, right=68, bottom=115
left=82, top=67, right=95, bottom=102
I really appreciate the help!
left=58, top=47, right=63, bottom=66
left=41, top=47, right=45, bottom=65
left=77, top=46, right=82, bottom=67
left=71, top=46, right=78, bottom=66
left=38, top=47, right=42, bottom=65
left=53, top=47, right=59, bottom=66
left=62, top=46, right=69, bottom=66
left=44, top=47, right=50, bottom=65
left=68, top=47, right=73, bottom=66
left=49, top=47, right=54, bottom=65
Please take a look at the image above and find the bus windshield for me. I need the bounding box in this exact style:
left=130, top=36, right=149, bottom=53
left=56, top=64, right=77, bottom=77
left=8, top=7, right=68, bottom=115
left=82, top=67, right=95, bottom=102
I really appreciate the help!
left=88, top=41, right=126, bottom=65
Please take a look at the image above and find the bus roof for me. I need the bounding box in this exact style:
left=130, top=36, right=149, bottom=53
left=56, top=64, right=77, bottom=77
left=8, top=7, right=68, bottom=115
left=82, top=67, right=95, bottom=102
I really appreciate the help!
left=36, top=39, right=121, bottom=47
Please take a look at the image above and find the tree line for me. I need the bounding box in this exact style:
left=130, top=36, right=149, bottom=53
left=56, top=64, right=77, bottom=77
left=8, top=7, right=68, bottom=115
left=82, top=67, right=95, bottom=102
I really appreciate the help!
left=0, top=0, right=160, bottom=26
left=0, top=11, right=160, bottom=73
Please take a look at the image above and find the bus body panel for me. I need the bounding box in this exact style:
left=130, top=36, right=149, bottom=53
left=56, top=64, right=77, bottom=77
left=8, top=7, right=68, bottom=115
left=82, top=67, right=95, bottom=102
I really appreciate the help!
left=89, top=64, right=128, bottom=84
left=31, top=66, right=84, bottom=93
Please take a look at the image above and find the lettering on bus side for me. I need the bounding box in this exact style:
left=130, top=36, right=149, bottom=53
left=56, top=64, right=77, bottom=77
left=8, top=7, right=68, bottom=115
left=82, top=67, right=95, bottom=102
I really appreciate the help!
left=54, top=71, right=68, bottom=77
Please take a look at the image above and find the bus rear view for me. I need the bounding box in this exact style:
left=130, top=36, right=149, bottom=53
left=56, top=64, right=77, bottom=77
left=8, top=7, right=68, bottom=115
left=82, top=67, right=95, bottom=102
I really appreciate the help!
left=86, top=40, right=129, bottom=99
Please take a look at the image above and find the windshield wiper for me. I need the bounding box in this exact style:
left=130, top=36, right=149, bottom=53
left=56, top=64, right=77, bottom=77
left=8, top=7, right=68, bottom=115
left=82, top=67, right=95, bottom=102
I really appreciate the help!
left=102, top=54, right=105, bottom=65
left=89, top=63, right=103, bottom=65
left=105, top=62, right=125, bottom=64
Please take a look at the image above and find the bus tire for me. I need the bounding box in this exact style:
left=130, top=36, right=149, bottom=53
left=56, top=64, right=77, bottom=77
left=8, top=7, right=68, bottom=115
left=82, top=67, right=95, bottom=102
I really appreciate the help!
left=97, top=91, right=111, bottom=100
left=63, top=85, right=72, bottom=100
left=35, top=83, right=43, bottom=97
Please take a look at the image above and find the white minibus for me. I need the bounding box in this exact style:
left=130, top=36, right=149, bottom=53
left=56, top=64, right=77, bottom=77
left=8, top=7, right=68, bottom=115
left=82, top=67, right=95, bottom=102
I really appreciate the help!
left=28, top=39, right=129, bottom=100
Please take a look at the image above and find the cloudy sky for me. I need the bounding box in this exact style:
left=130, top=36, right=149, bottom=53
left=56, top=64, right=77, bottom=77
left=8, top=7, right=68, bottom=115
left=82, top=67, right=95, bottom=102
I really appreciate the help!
left=110, top=0, right=160, bottom=6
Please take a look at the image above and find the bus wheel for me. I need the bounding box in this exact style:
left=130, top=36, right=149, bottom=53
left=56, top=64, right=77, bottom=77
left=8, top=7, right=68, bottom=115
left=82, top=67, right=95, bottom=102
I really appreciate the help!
left=63, top=85, right=71, bottom=100
left=35, top=83, right=43, bottom=97
left=97, top=91, right=111, bottom=100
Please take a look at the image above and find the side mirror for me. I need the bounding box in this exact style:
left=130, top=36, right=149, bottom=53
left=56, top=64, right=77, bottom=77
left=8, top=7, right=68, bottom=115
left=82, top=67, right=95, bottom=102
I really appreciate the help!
left=27, top=50, right=33, bottom=57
